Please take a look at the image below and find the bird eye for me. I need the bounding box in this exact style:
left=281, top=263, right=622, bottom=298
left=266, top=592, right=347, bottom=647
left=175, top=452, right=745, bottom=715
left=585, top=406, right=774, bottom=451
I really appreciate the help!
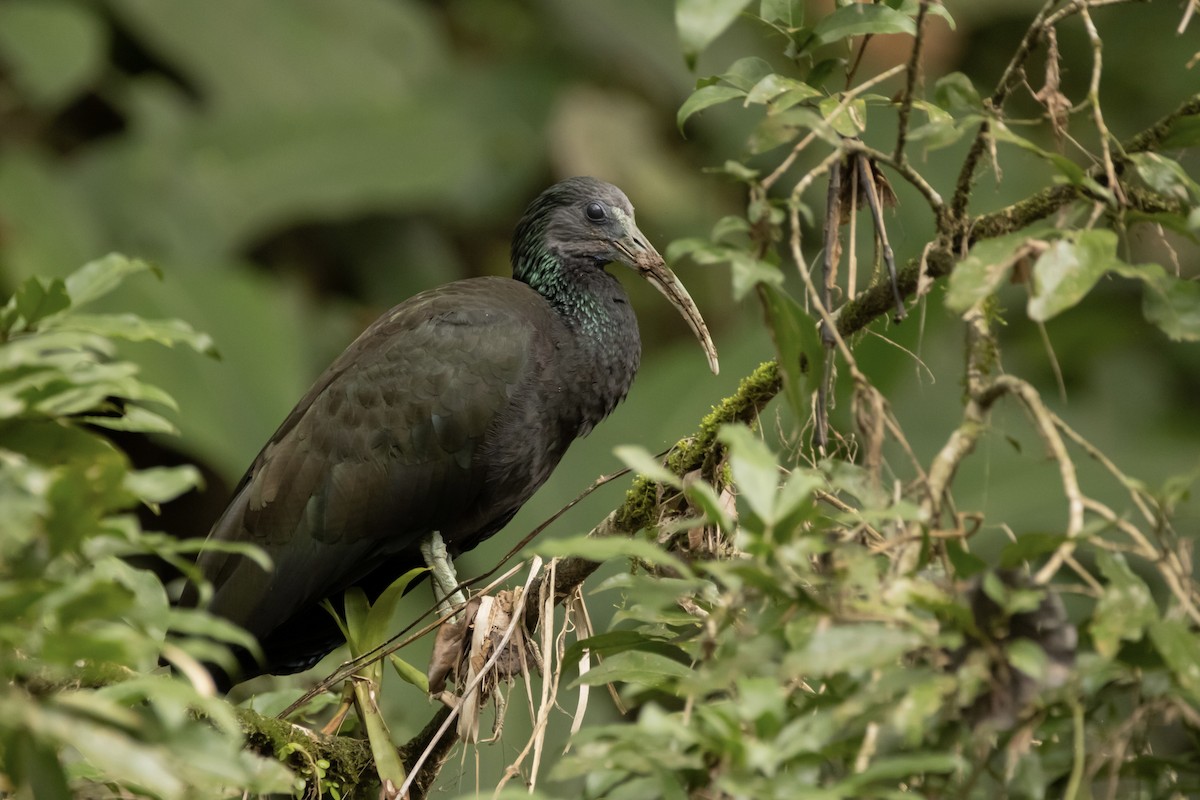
left=585, top=202, right=607, bottom=222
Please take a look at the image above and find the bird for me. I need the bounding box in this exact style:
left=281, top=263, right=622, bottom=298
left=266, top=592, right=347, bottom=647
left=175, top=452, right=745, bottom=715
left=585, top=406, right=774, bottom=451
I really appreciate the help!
left=190, top=176, right=719, bottom=689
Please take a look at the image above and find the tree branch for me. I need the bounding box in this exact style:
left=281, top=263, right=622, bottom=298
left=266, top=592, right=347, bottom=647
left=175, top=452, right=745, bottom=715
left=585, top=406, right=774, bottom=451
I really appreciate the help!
left=231, top=90, right=1200, bottom=800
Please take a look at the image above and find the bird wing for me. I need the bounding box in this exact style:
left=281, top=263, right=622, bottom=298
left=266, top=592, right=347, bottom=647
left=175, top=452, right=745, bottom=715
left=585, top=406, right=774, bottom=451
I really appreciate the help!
left=197, top=277, right=559, bottom=645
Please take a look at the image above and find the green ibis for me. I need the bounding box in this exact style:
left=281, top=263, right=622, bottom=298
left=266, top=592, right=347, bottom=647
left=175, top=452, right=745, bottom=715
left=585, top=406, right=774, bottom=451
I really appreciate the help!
left=191, top=177, right=719, bottom=688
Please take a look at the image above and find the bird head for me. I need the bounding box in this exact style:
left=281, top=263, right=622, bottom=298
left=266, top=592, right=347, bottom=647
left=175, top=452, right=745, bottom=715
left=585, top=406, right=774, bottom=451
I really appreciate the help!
left=512, top=177, right=720, bottom=375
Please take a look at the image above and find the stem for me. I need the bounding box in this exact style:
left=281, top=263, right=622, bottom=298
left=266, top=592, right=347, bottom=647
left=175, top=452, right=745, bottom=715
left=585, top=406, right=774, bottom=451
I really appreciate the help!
left=894, top=0, right=932, bottom=168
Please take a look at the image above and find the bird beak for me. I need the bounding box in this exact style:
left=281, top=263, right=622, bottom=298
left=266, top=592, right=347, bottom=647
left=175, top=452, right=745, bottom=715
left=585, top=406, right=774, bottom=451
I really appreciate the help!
left=613, top=222, right=720, bottom=375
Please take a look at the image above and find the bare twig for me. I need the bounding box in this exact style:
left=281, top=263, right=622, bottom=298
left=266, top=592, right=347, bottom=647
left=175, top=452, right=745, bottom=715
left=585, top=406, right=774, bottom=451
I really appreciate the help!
left=843, top=139, right=946, bottom=222
left=855, top=152, right=906, bottom=320
left=1077, top=4, right=1125, bottom=205
left=398, top=558, right=544, bottom=798
left=894, top=0, right=932, bottom=168
left=951, top=0, right=1061, bottom=222
left=763, top=64, right=906, bottom=191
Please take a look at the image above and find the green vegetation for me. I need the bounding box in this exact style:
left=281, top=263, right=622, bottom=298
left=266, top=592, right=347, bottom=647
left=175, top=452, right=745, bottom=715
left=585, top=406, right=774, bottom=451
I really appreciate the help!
left=1, top=1, right=1199, bottom=798
left=0, top=257, right=290, bottom=796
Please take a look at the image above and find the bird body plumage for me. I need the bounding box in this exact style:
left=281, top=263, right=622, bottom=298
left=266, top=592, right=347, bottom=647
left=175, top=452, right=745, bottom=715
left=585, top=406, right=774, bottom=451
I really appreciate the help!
left=194, top=177, right=714, bottom=684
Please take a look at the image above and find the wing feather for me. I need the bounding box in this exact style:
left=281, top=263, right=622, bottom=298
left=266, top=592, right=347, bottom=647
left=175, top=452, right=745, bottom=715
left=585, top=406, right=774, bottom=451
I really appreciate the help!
left=196, top=278, right=560, bottom=653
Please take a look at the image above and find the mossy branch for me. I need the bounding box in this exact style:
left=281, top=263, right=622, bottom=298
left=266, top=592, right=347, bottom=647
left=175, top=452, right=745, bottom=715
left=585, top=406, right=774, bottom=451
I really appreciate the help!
left=523, top=360, right=781, bottom=626
left=235, top=704, right=453, bottom=800
left=230, top=92, right=1200, bottom=798
left=518, top=90, right=1200, bottom=635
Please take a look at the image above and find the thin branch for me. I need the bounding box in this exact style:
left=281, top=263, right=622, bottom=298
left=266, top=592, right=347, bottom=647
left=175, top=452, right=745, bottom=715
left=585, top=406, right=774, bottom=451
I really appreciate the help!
left=239, top=86, right=1200, bottom=796
left=951, top=0, right=1063, bottom=222
left=894, top=0, right=932, bottom=168
left=844, top=139, right=946, bottom=221
left=762, top=64, right=906, bottom=191
left=1044, top=0, right=1145, bottom=28
left=855, top=152, right=906, bottom=320
left=524, top=361, right=784, bottom=626
left=1077, top=4, right=1125, bottom=205
left=892, top=305, right=993, bottom=573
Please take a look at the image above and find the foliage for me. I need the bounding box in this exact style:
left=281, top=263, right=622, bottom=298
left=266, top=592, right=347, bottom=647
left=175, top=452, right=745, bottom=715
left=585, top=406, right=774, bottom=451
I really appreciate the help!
left=530, top=2, right=1200, bottom=799
left=1, top=1, right=1199, bottom=799
left=0, top=256, right=290, bottom=797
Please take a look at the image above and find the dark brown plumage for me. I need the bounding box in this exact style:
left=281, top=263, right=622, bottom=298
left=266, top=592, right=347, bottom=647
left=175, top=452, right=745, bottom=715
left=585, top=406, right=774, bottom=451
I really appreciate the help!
left=192, top=177, right=717, bottom=687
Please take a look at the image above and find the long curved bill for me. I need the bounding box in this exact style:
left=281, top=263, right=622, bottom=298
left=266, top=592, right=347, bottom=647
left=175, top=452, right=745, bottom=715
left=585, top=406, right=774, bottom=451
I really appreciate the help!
left=615, top=223, right=720, bottom=375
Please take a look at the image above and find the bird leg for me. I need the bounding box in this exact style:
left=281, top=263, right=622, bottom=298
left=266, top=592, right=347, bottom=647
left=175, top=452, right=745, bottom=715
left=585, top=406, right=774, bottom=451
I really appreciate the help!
left=420, top=531, right=467, bottom=621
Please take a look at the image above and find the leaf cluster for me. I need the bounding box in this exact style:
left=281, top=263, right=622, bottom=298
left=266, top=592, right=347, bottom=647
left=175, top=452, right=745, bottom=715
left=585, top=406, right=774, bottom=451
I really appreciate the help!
left=519, top=2, right=1200, bottom=799
left=0, top=256, right=291, bottom=798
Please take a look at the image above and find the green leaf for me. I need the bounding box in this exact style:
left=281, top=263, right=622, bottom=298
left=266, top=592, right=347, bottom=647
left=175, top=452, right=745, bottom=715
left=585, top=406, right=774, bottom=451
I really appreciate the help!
left=615, top=445, right=682, bottom=488
left=708, top=159, right=761, bottom=182
left=33, top=705, right=186, bottom=799
left=124, top=465, right=203, bottom=507
left=894, top=0, right=956, bottom=28
left=944, top=538, right=987, bottom=579
left=759, top=285, right=824, bottom=426
left=719, top=56, right=774, bottom=91
left=12, top=277, right=71, bottom=328
left=363, top=567, right=426, bottom=651
left=50, top=313, right=219, bottom=357
left=167, top=607, right=262, bottom=658
left=0, top=0, right=106, bottom=109
left=563, top=630, right=672, bottom=671
left=812, top=4, right=916, bottom=46
left=1148, top=618, right=1200, bottom=703
left=1139, top=270, right=1200, bottom=341
left=744, top=73, right=816, bottom=106
left=676, top=0, right=752, bottom=68
left=389, top=653, right=430, bottom=693
left=1131, top=152, right=1200, bottom=201
left=945, top=224, right=1055, bottom=312
left=905, top=99, right=970, bottom=151
left=683, top=479, right=735, bottom=533
left=992, top=124, right=1100, bottom=195
left=749, top=107, right=829, bottom=154
left=758, top=0, right=804, bottom=27
left=933, top=72, right=981, bottom=111
left=774, top=468, right=820, bottom=527
left=1107, top=261, right=1200, bottom=342
left=734, top=675, right=786, bottom=724
left=64, top=254, right=160, bottom=310
left=710, top=215, right=751, bottom=242
left=785, top=623, right=919, bottom=677
left=341, top=586, right=371, bottom=657
left=5, top=729, right=72, bottom=800
left=80, top=405, right=179, bottom=435
left=1000, top=532, right=1067, bottom=569
left=771, top=85, right=825, bottom=114
left=571, top=649, right=693, bottom=689
left=1027, top=230, right=1120, bottom=321
left=600, top=574, right=712, bottom=625
left=1091, top=552, right=1157, bottom=659
left=717, top=424, right=780, bottom=524
left=1126, top=210, right=1200, bottom=242
left=981, top=573, right=1045, bottom=618
left=1007, top=639, right=1049, bottom=681
left=677, top=84, right=745, bottom=132
left=533, top=536, right=691, bottom=577
left=818, top=94, right=866, bottom=137
left=730, top=251, right=784, bottom=298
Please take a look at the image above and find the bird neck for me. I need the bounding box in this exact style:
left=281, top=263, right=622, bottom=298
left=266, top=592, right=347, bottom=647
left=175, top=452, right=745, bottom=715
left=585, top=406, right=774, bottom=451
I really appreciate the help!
left=518, top=253, right=623, bottom=337
left=517, top=252, right=641, bottom=430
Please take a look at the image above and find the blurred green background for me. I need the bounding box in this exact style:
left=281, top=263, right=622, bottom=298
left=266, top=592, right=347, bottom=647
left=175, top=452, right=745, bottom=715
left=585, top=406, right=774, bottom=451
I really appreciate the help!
left=1, top=0, right=1197, bottom=790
